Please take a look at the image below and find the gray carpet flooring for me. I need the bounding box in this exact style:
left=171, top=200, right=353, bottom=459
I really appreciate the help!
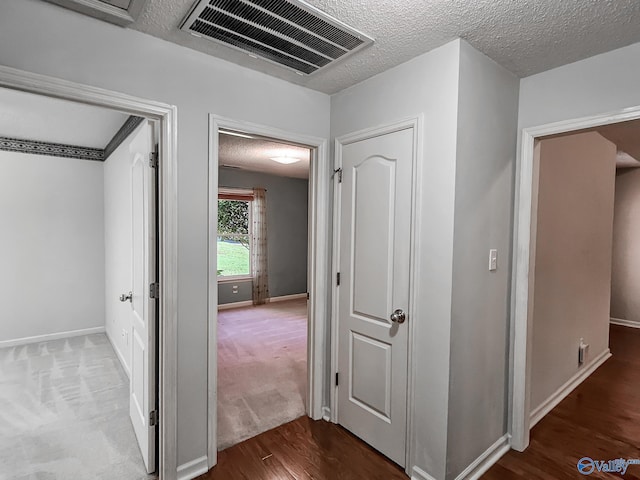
left=0, top=333, right=155, bottom=480
left=217, top=299, right=308, bottom=450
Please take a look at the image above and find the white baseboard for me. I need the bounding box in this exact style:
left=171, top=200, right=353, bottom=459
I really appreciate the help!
left=610, top=317, right=640, bottom=329
left=530, top=348, right=611, bottom=428
left=267, top=293, right=308, bottom=303
left=0, top=326, right=106, bottom=349
left=455, top=434, right=510, bottom=480
left=411, top=466, right=437, bottom=480
left=177, top=455, right=209, bottom=480
left=218, top=293, right=308, bottom=310
left=217, top=300, right=253, bottom=310
left=105, top=330, right=131, bottom=379
left=321, top=406, right=331, bottom=422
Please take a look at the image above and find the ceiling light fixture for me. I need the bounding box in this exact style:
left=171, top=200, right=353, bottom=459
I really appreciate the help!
left=270, top=156, right=301, bottom=164
left=219, top=129, right=253, bottom=139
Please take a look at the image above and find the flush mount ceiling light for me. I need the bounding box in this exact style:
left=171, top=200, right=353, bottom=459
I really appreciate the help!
left=270, top=156, right=300, bottom=164
left=180, top=0, right=374, bottom=75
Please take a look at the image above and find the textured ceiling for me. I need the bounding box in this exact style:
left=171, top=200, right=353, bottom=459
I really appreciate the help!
left=130, top=0, right=640, bottom=94
left=219, top=133, right=311, bottom=179
left=0, top=87, right=128, bottom=147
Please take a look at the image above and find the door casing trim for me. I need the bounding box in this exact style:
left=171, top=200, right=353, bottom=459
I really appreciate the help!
left=510, top=104, right=640, bottom=451
left=331, top=115, right=423, bottom=475
left=207, top=114, right=329, bottom=468
left=0, top=64, right=178, bottom=479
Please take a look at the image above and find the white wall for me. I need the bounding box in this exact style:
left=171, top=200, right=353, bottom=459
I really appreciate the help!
left=519, top=42, right=640, bottom=131
left=0, top=151, right=105, bottom=343
left=446, top=42, right=519, bottom=479
left=610, top=168, right=640, bottom=326
left=104, top=121, right=150, bottom=374
left=0, top=0, right=330, bottom=468
left=530, top=132, right=616, bottom=411
left=331, top=40, right=462, bottom=479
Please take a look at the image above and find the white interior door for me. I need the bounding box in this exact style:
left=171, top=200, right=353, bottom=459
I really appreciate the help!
left=337, top=127, right=413, bottom=466
left=128, top=120, right=157, bottom=474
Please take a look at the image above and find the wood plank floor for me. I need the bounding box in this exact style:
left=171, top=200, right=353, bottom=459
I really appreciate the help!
left=483, top=324, right=640, bottom=479
left=197, top=415, right=407, bottom=480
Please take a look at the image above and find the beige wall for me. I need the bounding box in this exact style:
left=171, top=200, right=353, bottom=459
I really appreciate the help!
left=530, top=131, right=616, bottom=411
left=611, top=168, right=640, bottom=325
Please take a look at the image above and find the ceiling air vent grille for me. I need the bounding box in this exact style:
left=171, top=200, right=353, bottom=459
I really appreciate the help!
left=181, top=0, right=374, bottom=75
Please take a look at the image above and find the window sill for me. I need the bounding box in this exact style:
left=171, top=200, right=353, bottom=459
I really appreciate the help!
left=217, top=276, right=252, bottom=284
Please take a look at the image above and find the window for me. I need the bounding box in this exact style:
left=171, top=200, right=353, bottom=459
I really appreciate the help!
left=217, top=189, right=253, bottom=280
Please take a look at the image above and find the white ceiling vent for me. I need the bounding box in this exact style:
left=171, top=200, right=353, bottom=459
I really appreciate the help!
left=180, top=0, right=374, bottom=75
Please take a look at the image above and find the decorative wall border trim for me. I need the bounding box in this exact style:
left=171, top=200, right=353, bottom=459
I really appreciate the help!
left=104, top=115, right=145, bottom=158
left=0, top=115, right=144, bottom=162
left=0, top=136, right=104, bottom=161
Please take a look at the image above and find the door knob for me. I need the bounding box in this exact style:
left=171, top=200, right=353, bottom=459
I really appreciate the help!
left=390, top=309, right=406, bottom=324
left=120, top=291, right=132, bottom=303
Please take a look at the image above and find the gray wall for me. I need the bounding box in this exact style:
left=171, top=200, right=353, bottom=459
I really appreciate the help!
left=530, top=132, right=615, bottom=411
left=0, top=151, right=105, bottom=343
left=331, top=40, right=462, bottom=480
left=0, top=0, right=331, bottom=467
left=611, top=168, right=640, bottom=326
left=217, top=168, right=308, bottom=304
left=446, top=42, right=519, bottom=479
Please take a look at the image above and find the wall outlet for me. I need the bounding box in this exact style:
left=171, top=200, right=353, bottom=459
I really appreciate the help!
left=578, top=338, right=589, bottom=365
left=232, top=285, right=239, bottom=294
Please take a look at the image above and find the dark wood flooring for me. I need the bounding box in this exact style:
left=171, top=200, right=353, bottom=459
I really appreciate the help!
left=196, top=415, right=407, bottom=480
left=198, top=324, right=640, bottom=480
left=483, top=324, right=640, bottom=479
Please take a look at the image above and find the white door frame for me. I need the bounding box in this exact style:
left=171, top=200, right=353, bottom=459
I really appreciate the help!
left=207, top=114, right=329, bottom=467
left=330, top=116, right=422, bottom=474
left=0, top=65, right=179, bottom=480
left=510, top=104, right=640, bottom=451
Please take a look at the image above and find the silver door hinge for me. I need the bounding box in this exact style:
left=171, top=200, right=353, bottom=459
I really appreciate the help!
left=336, top=272, right=340, bottom=286
left=150, top=410, right=158, bottom=427
left=149, top=150, right=158, bottom=168
left=334, top=168, right=342, bottom=183
left=150, top=282, right=159, bottom=299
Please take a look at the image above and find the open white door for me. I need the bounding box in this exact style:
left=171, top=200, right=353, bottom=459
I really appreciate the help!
left=128, top=120, right=157, bottom=474
left=336, top=126, right=413, bottom=466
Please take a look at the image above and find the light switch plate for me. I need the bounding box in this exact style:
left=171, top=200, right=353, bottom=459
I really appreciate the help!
left=489, top=249, right=498, bottom=271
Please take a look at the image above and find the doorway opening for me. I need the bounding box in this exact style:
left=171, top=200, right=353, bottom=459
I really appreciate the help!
left=0, top=65, right=178, bottom=479
left=207, top=115, right=329, bottom=467
left=216, top=131, right=311, bottom=449
left=511, top=105, right=640, bottom=452
left=0, top=87, right=158, bottom=476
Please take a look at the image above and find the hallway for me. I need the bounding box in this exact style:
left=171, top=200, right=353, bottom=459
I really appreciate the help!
left=484, top=325, right=640, bottom=479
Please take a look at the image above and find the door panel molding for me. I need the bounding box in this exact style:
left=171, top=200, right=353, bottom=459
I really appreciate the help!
left=207, top=114, right=329, bottom=469
left=331, top=115, right=423, bottom=474
left=0, top=65, right=178, bottom=479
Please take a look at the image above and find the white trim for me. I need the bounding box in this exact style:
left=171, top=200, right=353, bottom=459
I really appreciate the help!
left=610, top=317, right=640, bottom=329
left=217, top=300, right=254, bottom=310
left=207, top=115, right=329, bottom=469
left=267, top=293, right=308, bottom=303
left=106, top=330, right=131, bottom=378
left=43, top=0, right=147, bottom=26
left=510, top=103, right=640, bottom=452
left=177, top=456, right=209, bottom=480
left=529, top=349, right=611, bottom=428
left=411, top=466, right=438, bottom=480
left=217, top=276, right=252, bottom=284
left=0, top=65, right=179, bottom=480
left=454, top=434, right=510, bottom=480
left=0, top=326, right=105, bottom=349
left=331, top=116, right=422, bottom=475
